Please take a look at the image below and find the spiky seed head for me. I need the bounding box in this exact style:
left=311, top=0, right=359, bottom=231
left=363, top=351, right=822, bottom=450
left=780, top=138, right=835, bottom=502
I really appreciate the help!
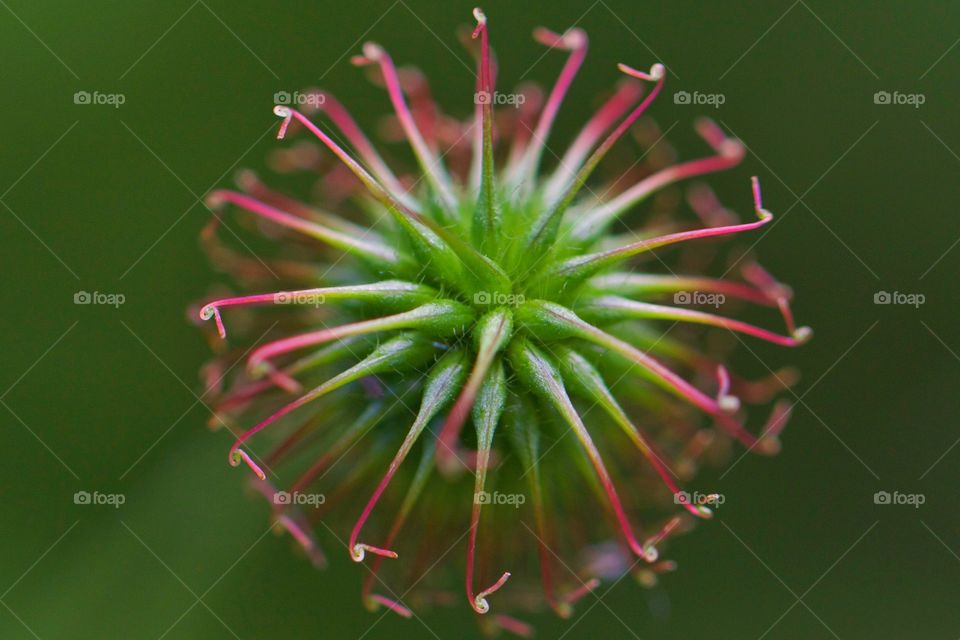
left=194, top=8, right=810, bottom=633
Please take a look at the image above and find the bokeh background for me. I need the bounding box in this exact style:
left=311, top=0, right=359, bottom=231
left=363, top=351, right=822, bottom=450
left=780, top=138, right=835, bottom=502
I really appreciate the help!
left=1, top=1, right=958, bottom=638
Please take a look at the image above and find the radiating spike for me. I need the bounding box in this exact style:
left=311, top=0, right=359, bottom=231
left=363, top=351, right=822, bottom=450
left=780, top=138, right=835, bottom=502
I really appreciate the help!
left=549, top=176, right=774, bottom=282
left=436, top=308, right=513, bottom=473
left=229, top=334, right=436, bottom=476
left=571, top=119, right=745, bottom=242
left=465, top=360, right=510, bottom=614
left=349, top=350, right=469, bottom=561
left=510, top=339, right=658, bottom=562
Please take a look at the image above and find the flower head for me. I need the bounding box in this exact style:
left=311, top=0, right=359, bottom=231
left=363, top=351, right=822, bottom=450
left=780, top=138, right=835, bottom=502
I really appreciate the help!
left=195, top=8, right=809, bottom=633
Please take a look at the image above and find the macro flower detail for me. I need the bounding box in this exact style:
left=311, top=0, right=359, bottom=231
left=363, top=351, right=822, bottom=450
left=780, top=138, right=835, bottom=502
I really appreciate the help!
left=195, top=7, right=810, bottom=634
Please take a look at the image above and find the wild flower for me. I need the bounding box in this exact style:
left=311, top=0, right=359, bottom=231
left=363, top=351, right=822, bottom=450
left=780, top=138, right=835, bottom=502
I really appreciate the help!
left=195, top=8, right=809, bottom=634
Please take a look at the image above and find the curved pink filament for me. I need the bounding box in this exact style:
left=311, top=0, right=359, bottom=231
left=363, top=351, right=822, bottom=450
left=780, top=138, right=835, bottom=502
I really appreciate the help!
left=558, top=393, right=658, bottom=562
left=228, top=347, right=409, bottom=474
left=360, top=447, right=436, bottom=613
left=587, top=297, right=811, bottom=347
left=230, top=448, right=266, bottom=480
left=217, top=340, right=361, bottom=413
left=715, top=365, right=739, bottom=412
left=544, top=79, right=644, bottom=201
left=236, top=169, right=373, bottom=235
left=575, top=119, right=745, bottom=236
left=259, top=364, right=302, bottom=394
left=248, top=308, right=422, bottom=372
left=349, top=411, right=436, bottom=562
left=199, top=289, right=324, bottom=340
left=228, top=382, right=338, bottom=466
left=273, top=107, right=417, bottom=221
left=349, top=461, right=407, bottom=561
left=468, top=562, right=511, bottom=614
left=352, top=43, right=457, bottom=210
left=742, top=260, right=794, bottom=302
left=513, top=27, right=588, bottom=188
left=207, top=190, right=400, bottom=270
left=576, top=62, right=666, bottom=175
left=556, top=195, right=772, bottom=278
left=523, top=63, right=665, bottom=251
left=466, top=437, right=511, bottom=614
left=622, top=421, right=711, bottom=519
left=502, top=84, right=544, bottom=178
left=588, top=273, right=777, bottom=307
left=549, top=308, right=762, bottom=448
left=303, top=90, right=420, bottom=211
left=469, top=9, right=498, bottom=192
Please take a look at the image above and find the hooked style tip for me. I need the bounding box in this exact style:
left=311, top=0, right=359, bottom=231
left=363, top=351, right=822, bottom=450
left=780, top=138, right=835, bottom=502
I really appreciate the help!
left=793, top=326, right=814, bottom=344
left=714, top=365, right=741, bottom=413
left=695, top=117, right=745, bottom=159
left=472, top=7, right=487, bottom=32
left=205, top=190, right=227, bottom=210
left=718, top=394, right=741, bottom=414
left=351, top=543, right=398, bottom=562
left=642, top=544, right=659, bottom=563
left=618, top=62, right=665, bottom=81
left=273, top=105, right=293, bottom=138
left=473, top=571, right=511, bottom=614
left=230, top=449, right=266, bottom=480
left=199, top=304, right=227, bottom=339
left=533, top=26, right=587, bottom=49
left=352, top=41, right=385, bottom=66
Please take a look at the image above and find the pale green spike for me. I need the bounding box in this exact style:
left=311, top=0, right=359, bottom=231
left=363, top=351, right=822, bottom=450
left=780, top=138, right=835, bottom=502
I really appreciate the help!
left=471, top=359, right=507, bottom=457
left=435, top=308, right=512, bottom=471
left=349, top=348, right=469, bottom=561
left=507, top=337, right=657, bottom=561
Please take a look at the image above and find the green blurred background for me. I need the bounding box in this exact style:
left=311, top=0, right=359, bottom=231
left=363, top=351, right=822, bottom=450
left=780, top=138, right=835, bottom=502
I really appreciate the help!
left=1, top=1, right=958, bottom=638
